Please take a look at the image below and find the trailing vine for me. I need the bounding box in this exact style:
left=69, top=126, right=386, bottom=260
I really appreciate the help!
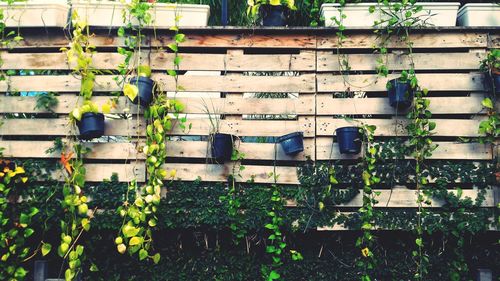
left=57, top=11, right=103, bottom=281
left=355, top=124, right=380, bottom=281
left=116, top=1, right=187, bottom=263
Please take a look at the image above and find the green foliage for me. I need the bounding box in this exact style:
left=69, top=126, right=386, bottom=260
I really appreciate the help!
left=34, top=92, right=59, bottom=113
left=0, top=162, right=37, bottom=281
left=247, top=0, right=297, bottom=23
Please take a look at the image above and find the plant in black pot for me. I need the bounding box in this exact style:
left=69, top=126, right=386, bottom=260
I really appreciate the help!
left=124, top=65, right=155, bottom=107
left=277, top=131, right=304, bottom=155
left=247, top=0, right=296, bottom=26
left=202, top=99, right=235, bottom=163
left=480, top=49, right=500, bottom=94
left=336, top=126, right=362, bottom=154
left=71, top=101, right=106, bottom=140
left=387, top=70, right=416, bottom=109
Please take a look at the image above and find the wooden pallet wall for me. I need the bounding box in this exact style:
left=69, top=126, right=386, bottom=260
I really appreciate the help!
left=0, top=28, right=498, bottom=211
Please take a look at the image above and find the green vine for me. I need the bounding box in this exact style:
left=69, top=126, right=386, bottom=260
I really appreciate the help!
left=355, top=124, right=380, bottom=281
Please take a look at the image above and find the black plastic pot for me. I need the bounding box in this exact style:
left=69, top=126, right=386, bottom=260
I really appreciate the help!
left=211, top=133, right=234, bottom=162
left=77, top=113, right=105, bottom=140
left=336, top=126, right=362, bottom=154
left=387, top=79, right=414, bottom=109
left=129, top=76, right=154, bottom=107
left=261, top=5, right=287, bottom=26
left=277, top=132, right=304, bottom=155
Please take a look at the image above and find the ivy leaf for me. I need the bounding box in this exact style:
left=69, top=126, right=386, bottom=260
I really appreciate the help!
left=129, top=236, right=143, bottom=246
left=152, top=253, right=161, bottom=264
left=139, top=249, right=148, bottom=260
left=19, top=213, right=29, bottom=228
left=415, top=238, right=423, bottom=247
left=24, top=228, right=34, bottom=238
left=41, top=243, right=52, bottom=256
left=167, top=43, right=178, bottom=52
left=482, top=98, right=493, bottom=109
left=269, top=270, right=280, bottom=280
left=123, top=83, right=138, bottom=102
left=428, top=122, right=436, bottom=131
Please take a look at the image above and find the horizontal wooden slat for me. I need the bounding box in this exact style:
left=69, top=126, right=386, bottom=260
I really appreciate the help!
left=0, top=140, right=143, bottom=160
left=316, top=139, right=492, bottom=160
left=317, top=95, right=486, bottom=115
left=164, top=163, right=299, bottom=184
left=0, top=118, right=145, bottom=136
left=317, top=32, right=488, bottom=49
left=288, top=188, right=495, bottom=208
left=51, top=162, right=145, bottom=182
left=0, top=51, right=316, bottom=72
left=317, top=52, right=485, bottom=71
left=0, top=139, right=314, bottom=161
left=317, top=118, right=484, bottom=137
left=0, top=95, right=314, bottom=115
left=0, top=117, right=313, bottom=137
left=318, top=73, right=487, bottom=92
left=0, top=74, right=316, bottom=93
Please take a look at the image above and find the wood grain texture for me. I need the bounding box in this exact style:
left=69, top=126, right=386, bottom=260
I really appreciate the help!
left=317, top=73, right=488, bottom=92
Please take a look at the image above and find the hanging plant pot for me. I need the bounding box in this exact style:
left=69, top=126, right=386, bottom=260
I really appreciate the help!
left=261, top=5, right=287, bottom=26
left=277, top=132, right=304, bottom=155
left=336, top=126, right=362, bottom=154
left=77, top=113, right=105, bottom=140
left=129, top=76, right=154, bottom=107
left=387, top=79, right=415, bottom=109
left=211, top=133, right=234, bottom=162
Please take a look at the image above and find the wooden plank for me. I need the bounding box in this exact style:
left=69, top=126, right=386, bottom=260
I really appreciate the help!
left=0, top=95, right=314, bottom=115
left=0, top=118, right=312, bottom=137
left=289, top=188, right=495, bottom=208
left=317, top=52, right=485, bottom=71
left=0, top=95, right=141, bottom=114
left=316, top=139, right=492, bottom=160
left=167, top=139, right=313, bottom=161
left=0, top=118, right=146, bottom=136
left=0, top=51, right=316, bottom=72
left=317, top=32, right=488, bottom=49
left=0, top=140, right=143, bottom=160
left=163, top=163, right=299, bottom=184
left=155, top=34, right=317, bottom=49
left=6, top=32, right=128, bottom=49
left=317, top=73, right=487, bottom=92
left=51, top=162, right=145, bottom=182
left=170, top=118, right=315, bottom=137
left=316, top=95, right=486, bottom=115
left=317, top=118, right=484, bottom=137
left=0, top=74, right=316, bottom=93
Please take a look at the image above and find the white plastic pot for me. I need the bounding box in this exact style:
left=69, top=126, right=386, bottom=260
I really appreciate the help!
left=457, top=3, right=500, bottom=27
left=71, top=1, right=210, bottom=27
left=0, top=0, right=69, bottom=27
left=321, top=2, right=460, bottom=27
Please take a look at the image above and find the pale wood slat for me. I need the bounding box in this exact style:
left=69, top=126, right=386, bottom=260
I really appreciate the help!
left=0, top=118, right=146, bottom=137
left=0, top=139, right=314, bottom=161
left=0, top=95, right=314, bottom=115
left=0, top=51, right=316, bottom=72
left=317, top=52, right=485, bottom=71
left=0, top=118, right=313, bottom=137
left=317, top=118, right=484, bottom=137
left=164, top=163, right=299, bottom=184
left=51, top=163, right=145, bottom=182
left=317, top=32, right=488, bottom=49
left=0, top=141, right=143, bottom=160
left=316, top=139, right=492, bottom=160
left=0, top=74, right=316, bottom=93
left=288, top=188, right=495, bottom=208
left=317, top=73, right=487, bottom=92
left=317, top=95, right=486, bottom=115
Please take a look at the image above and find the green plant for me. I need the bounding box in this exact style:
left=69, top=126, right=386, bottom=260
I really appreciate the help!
left=0, top=162, right=39, bottom=280
left=480, top=49, right=499, bottom=73
left=247, top=0, right=297, bottom=21
left=34, top=92, right=59, bottom=113
left=116, top=8, right=188, bottom=263
left=354, top=124, right=380, bottom=281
